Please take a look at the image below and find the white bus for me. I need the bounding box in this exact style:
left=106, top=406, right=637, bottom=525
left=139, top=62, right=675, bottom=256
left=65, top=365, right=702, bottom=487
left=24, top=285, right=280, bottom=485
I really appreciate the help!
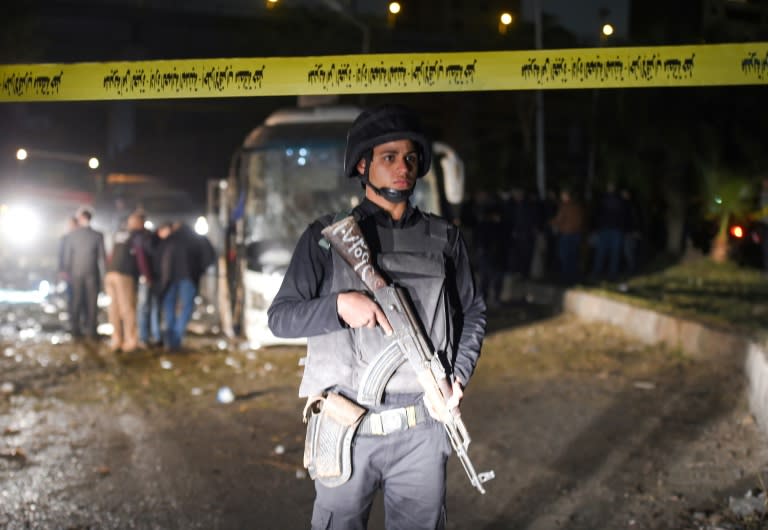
left=210, top=104, right=465, bottom=348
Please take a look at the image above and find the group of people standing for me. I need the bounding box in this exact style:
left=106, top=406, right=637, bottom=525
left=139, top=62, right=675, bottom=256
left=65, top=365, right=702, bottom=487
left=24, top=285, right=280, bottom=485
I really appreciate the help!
left=468, top=181, right=642, bottom=304
left=58, top=207, right=215, bottom=353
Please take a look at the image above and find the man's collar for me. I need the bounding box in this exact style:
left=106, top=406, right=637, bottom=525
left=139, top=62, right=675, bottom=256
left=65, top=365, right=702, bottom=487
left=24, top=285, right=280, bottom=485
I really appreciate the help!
left=357, top=198, right=417, bottom=227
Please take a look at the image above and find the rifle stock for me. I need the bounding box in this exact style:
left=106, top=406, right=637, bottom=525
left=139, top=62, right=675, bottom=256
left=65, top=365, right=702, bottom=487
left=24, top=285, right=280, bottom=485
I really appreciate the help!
left=321, top=215, right=386, bottom=291
left=322, top=215, right=494, bottom=494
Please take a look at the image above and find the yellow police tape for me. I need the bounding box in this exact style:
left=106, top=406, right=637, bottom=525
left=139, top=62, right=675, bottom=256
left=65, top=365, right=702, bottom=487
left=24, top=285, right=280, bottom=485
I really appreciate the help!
left=1, top=42, right=766, bottom=102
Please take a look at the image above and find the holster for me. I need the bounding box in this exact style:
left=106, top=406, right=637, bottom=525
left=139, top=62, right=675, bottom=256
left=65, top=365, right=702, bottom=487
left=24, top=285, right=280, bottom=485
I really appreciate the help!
left=302, top=391, right=367, bottom=487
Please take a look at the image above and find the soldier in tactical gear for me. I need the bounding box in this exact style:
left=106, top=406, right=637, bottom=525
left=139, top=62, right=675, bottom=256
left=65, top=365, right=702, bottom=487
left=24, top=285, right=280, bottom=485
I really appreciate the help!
left=268, top=104, right=486, bottom=530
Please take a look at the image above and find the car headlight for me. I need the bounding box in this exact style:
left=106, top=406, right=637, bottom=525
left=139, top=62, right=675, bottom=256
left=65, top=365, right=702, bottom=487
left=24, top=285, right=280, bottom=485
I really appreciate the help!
left=1, top=204, right=42, bottom=246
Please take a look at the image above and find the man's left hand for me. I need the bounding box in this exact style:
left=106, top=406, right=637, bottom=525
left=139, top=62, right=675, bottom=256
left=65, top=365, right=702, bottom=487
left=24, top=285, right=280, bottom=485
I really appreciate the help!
left=424, top=377, right=464, bottom=421
left=446, top=378, right=464, bottom=411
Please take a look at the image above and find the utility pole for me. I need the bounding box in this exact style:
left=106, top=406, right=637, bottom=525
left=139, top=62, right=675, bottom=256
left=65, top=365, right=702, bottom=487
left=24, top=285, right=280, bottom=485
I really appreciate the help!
left=317, top=0, right=370, bottom=106
left=586, top=10, right=613, bottom=200
left=534, top=0, right=546, bottom=199
left=322, top=0, right=370, bottom=54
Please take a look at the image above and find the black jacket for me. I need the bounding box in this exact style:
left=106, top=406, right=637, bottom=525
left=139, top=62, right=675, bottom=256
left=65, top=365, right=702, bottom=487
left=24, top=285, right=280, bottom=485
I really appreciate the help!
left=159, top=224, right=215, bottom=294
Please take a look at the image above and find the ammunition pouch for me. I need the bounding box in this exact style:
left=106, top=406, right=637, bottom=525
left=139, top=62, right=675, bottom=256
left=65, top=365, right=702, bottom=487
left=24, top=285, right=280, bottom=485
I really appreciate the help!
left=302, top=391, right=366, bottom=487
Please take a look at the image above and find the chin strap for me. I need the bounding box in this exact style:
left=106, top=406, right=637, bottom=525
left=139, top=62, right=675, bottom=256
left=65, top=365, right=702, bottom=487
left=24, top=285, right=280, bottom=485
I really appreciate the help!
left=362, top=178, right=413, bottom=203
left=359, top=152, right=413, bottom=204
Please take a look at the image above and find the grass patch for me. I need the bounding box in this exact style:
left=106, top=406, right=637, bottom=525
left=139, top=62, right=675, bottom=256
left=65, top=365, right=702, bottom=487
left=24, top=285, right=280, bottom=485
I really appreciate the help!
left=583, top=258, right=768, bottom=337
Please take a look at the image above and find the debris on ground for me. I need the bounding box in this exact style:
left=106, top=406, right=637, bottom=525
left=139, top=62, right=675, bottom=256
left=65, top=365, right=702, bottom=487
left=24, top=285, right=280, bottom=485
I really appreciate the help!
left=216, top=386, right=235, bottom=404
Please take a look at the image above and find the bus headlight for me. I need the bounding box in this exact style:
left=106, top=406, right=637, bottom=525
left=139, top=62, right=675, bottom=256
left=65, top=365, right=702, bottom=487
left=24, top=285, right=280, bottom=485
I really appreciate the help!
left=1, top=204, right=42, bottom=246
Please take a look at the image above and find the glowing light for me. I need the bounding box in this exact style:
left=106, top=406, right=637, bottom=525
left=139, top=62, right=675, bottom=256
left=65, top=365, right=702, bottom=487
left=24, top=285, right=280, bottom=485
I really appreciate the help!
left=0, top=289, right=44, bottom=304
left=602, top=23, right=614, bottom=37
left=98, top=292, right=111, bottom=308
left=194, top=215, right=209, bottom=236
left=16, top=148, right=28, bottom=161
left=88, top=157, right=100, bottom=169
left=500, top=13, right=513, bottom=25
left=389, top=2, right=401, bottom=14
left=1, top=205, right=41, bottom=246
left=730, top=225, right=744, bottom=239
left=19, top=328, right=37, bottom=340
left=38, top=280, right=51, bottom=297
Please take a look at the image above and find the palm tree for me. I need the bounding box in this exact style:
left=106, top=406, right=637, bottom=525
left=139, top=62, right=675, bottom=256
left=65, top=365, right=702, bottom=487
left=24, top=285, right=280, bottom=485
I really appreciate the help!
left=701, top=166, right=754, bottom=263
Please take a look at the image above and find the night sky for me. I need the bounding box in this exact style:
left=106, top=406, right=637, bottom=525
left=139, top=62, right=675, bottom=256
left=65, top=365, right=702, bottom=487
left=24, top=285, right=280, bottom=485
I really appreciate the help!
left=0, top=0, right=764, bottom=214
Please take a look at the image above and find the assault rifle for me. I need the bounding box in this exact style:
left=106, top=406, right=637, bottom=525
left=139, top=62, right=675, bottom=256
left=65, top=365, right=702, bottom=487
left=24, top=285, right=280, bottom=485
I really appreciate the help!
left=322, top=215, right=495, bottom=494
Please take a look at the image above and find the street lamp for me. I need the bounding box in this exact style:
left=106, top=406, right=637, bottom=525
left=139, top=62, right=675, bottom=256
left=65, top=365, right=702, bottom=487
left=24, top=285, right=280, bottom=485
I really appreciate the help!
left=16, top=147, right=100, bottom=169
left=499, top=12, right=514, bottom=35
left=587, top=19, right=613, bottom=198
left=388, top=2, right=401, bottom=28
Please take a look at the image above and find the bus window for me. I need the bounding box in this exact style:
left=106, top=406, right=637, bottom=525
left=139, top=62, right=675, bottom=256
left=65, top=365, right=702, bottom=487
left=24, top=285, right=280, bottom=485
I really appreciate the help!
left=241, top=141, right=359, bottom=246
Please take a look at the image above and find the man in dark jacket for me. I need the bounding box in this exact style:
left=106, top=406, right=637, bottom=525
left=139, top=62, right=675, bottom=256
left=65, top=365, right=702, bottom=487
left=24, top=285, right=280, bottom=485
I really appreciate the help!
left=137, top=225, right=163, bottom=348
left=159, top=221, right=215, bottom=351
left=590, top=181, right=626, bottom=280
left=58, top=215, right=79, bottom=319
left=268, top=104, right=486, bottom=530
left=63, top=207, right=106, bottom=339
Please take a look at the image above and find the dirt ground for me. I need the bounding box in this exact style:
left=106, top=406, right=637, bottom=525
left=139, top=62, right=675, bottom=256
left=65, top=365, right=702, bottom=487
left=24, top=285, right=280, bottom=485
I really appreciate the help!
left=1, top=300, right=767, bottom=530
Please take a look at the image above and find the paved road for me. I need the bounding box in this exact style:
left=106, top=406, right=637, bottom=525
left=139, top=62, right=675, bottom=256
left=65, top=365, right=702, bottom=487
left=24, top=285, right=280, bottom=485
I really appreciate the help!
left=1, top=299, right=766, bottom=529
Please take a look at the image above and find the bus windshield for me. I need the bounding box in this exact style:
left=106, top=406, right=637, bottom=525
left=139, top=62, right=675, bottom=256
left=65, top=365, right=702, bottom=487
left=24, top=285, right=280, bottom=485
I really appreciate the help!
left=241, top=140, right=360, bottom=245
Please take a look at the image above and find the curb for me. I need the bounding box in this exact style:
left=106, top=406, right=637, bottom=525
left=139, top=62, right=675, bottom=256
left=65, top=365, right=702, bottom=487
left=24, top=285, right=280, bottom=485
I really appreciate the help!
left=563, top=289, right=768, bottom=438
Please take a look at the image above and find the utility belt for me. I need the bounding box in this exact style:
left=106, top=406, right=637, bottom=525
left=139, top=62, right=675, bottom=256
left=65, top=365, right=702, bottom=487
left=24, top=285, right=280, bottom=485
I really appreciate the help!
left=302, top=391, right=430, bottom=487
left=358, top=402, right=430, bottom=436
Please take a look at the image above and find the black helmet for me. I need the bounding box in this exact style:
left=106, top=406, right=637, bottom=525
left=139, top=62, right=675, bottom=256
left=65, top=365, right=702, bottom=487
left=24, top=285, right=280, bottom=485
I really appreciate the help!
left=344, top=104, right=432, bottom=179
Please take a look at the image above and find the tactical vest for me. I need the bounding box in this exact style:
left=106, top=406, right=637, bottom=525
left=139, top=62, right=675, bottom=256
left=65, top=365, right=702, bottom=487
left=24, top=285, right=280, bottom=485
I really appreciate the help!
left=299, top=214, right=454, bottom=399
left=108, top=229, right=139, bottom=277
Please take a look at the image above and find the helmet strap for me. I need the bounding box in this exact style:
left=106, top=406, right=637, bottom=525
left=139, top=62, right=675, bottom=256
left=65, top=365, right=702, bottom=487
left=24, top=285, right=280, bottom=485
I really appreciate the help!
left=363, top=178, right=413, bottom=204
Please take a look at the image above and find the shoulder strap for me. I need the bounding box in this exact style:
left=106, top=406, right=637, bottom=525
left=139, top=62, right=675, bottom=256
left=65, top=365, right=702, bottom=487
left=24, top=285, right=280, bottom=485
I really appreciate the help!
left=317, top=210, right=353, bottom=250
left=420, top=210, right=453, bottom=255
